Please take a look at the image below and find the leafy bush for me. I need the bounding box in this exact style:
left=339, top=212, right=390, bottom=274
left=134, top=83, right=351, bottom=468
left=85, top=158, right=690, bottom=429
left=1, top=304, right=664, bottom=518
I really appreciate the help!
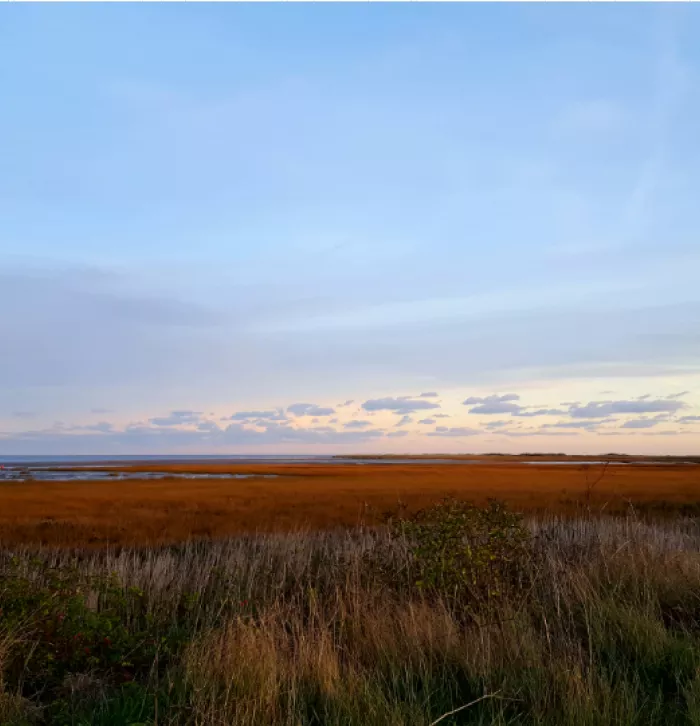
left=390, top=499, right=533, bottom=607
left=0, top=555, right=194, bottom=711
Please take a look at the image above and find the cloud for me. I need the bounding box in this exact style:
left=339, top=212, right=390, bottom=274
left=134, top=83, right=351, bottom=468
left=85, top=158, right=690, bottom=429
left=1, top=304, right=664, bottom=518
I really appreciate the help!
left=197, top=421, right=221, bottom=433
left=428, top=426, right=480, bottom=437
left=287, top=403, right=336, bottom=417
left=90, top=408, right=113, bottom=414
left=542, top=421, right=606, bottom=430
left=434, top=413, right=451, bottom=419
left=621, top=419, right=662, bottom=429
left=463, top=394, right=520, bottom=405
left=418, top=418, right=436, bottom=425
left=5, top=258, right=700, bottom=431
left=387, top=430, right=409, bottom=438
left=343, top=420, right=372, bottom=429
left=467, top=401, right=523, bottom=415
left=227, top=409, right=287, bottom=421
left=484, top=420, right=512, bottom=429
left=395, top=415, right=413, bottom=427
left=0, top=419, right=388, bottom=455
left=12, top=411, right=36, bottom=419
left=362, top=397, right=440, bottom=414
left=678, top=415, right=700, bottom=423
left=227, top=422, right=386, bottom=444
left=418, top=392, right=439, bottom=398
left=81, top=421, right=114, bottom=433
left=513, top=408, right=567, bottom=418
left=337, top=400, right=355, bottom=407
left=568, top=398, right=687, bottom=419
left=149, top=410, right=202, bottom=426
left=495, top=429, right=577, bottom=438
left=463, top=393, right=523, bottom=415
left=667, top=391, right=690, bottom=399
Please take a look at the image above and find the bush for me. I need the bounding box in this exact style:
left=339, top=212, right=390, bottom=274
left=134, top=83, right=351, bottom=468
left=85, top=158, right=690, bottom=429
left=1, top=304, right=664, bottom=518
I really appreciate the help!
left=390, top=499, right=533, bottom=608
left=0, top=555, right=194, bottom=715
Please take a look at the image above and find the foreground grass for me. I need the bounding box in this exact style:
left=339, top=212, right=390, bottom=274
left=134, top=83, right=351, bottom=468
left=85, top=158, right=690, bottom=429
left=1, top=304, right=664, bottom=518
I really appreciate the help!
left=2, top=506, right=700, bottom=725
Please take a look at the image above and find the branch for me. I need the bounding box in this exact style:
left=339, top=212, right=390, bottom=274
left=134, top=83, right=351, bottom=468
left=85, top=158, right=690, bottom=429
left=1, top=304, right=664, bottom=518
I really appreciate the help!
left=429, top=691, right=502, bottom=725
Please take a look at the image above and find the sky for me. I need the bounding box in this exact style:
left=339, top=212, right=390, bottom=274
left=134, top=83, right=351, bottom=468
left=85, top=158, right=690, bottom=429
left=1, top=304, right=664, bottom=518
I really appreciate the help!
left=1, top=4, right=699, bottom=455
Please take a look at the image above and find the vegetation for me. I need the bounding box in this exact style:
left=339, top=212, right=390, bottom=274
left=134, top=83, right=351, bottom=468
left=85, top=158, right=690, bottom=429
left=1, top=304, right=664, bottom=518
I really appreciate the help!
left=2, top=501, right=700, bottom=724
left=3, top=461, right=700, bottom=546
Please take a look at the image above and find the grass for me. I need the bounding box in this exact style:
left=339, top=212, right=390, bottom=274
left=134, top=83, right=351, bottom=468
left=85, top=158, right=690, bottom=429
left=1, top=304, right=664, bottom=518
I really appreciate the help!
left=2, top=503, right=700, bottom=724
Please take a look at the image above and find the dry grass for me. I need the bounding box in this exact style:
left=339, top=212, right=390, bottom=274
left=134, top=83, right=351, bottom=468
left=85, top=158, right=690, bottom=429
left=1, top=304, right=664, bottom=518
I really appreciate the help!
left=1, top=462, right=699, bottom=546
left=2, top=511, right=700, bottom=724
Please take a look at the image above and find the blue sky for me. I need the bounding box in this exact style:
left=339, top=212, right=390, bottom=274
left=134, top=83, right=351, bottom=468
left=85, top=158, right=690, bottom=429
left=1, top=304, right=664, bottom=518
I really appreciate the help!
left=1, top=4, right=699, bottom=455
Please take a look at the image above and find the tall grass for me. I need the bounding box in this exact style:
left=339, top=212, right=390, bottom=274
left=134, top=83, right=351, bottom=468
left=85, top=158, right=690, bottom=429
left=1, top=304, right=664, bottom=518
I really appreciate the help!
left=2, top=511, right=700, bottom=724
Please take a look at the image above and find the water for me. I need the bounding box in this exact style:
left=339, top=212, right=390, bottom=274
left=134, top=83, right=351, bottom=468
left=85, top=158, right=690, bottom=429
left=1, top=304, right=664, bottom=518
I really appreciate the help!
left=521, top=460, right=617, bottom=466
left=1, top=455, right=693, bottom=468
left=0, top=469, right=279, bottom=482
left=0, top=454, right=692, bottom=483
left=0, top=454, right=318, bottom=465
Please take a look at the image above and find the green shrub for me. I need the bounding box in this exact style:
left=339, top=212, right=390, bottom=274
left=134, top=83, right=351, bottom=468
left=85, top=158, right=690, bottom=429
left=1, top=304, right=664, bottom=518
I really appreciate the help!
left=390, top=499, right=533, bottom=608
left=0, top=556, right=193, bottom=703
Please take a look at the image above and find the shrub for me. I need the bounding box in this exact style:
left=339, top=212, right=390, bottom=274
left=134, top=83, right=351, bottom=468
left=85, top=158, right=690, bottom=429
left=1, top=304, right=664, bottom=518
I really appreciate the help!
left=0, top=555, right=193, bottom=707
left=390, top=499, right=533, bottom=608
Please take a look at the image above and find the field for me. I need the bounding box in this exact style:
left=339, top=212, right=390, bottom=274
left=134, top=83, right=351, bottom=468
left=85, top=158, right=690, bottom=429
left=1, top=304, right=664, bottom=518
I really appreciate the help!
left=2, top=460, right=700, bottom=725
left=1, top=459, right=699, bottom=546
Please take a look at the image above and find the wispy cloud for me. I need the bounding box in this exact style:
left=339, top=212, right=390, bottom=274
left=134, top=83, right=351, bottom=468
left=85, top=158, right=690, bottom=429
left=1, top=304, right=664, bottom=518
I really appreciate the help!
left=362, top=397, right=440, bottom=414
left=463, top=394, right=522, bottom=415
left=227, top=410, right=287, bottom=422
left=542, top=421, right=608, bottom=431
left=149, top=410, right=202, bottom=427
left=621, top=418, right=662, bottom=429
left=287, top=403, right=336, bottom=417
left=428, top=426, right=480, bottom=437
left=464, top=394, right=520, bottom=405
left=513, top=408, right=567, bottom=418
left=568, top=398, right=686, bottom=419
left=484, top=420, right=512, bottom=429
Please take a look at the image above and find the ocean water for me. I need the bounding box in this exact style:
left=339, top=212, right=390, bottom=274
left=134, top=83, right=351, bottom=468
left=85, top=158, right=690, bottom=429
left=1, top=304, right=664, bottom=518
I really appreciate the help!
left=0, top=454, right=320, bottom=465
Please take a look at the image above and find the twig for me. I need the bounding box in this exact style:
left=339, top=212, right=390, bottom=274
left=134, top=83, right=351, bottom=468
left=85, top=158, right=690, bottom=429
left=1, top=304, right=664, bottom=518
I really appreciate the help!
left=428, top=690, right=502, bottom=725
left=583, top=461, right=610, bottom=514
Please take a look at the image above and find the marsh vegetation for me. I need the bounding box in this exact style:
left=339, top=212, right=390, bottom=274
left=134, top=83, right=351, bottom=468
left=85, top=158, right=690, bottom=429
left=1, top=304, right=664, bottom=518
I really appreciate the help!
left=3, top=501, right=700, bottom=724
